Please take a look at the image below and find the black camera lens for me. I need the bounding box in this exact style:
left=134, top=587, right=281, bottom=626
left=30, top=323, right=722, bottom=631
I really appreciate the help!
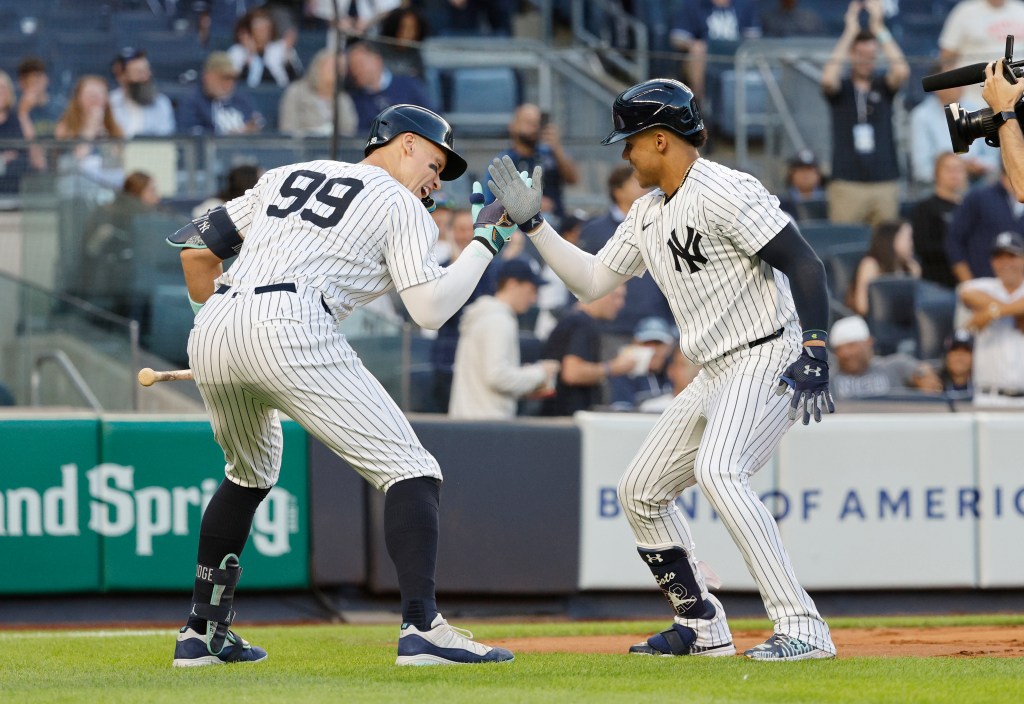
left=944, top=102, right=998, bottom=153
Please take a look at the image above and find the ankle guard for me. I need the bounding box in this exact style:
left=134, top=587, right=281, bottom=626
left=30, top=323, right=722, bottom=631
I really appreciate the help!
left=637, top=546, right=715, bottom=620
left=191, top=553, right=242, bottom=655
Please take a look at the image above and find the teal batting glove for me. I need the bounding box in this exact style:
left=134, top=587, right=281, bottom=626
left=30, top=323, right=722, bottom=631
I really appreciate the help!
left=470, top=181, right=517, bottom=256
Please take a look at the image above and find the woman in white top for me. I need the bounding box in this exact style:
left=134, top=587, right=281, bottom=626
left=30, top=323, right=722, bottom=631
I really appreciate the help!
left=227, top=7, right=302, bottom=87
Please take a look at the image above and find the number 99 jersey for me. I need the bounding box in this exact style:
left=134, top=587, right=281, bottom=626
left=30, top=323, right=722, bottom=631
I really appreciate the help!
left=221, top=159, right=443, bottom=320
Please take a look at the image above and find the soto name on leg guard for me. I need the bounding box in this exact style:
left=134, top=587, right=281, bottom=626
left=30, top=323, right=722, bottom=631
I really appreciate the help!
left=638, top=546, right=715, bottom=619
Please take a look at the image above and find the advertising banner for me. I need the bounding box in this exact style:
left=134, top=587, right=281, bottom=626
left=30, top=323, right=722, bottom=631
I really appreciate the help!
left=98, top=416, right=309, bottom=591
left=0, top=415, right=102, bottom=594
left=976, top=414, right=1024, bottom=588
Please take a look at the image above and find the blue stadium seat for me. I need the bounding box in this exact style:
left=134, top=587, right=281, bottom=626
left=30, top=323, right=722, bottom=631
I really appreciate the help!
left=866, top=275, right=919, bottom=356
left=113, top=10, right=172, bottom=47
left=799, top=223, right=872, bottom=257
left=245, top=85, right=285, bottom=133
left=445, top=66, right=519, bottom=137
left=147, top=284, right=193, bottom=367
left=915, top=288, right=956, bottom=361
left=717, top=68, right=770, bottom=138
left=50, top=33, right=119, bottom=80
left=0, top=33, right=40, bottom=77
left=823, top=244, right=866, bottom=304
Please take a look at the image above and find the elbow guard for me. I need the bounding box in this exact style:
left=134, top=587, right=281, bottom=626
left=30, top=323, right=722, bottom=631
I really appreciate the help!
left=166, top=206, right=243, bottom=260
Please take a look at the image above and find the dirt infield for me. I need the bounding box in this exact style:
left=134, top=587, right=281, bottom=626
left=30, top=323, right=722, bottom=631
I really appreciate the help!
left=499, top=625, right=1024, bottom=658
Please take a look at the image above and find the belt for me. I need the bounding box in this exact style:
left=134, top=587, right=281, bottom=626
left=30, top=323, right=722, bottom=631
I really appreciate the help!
left=748, top=328, right=785, bottom=349
left=215, top=283, right=296, bottom=295
left=214, top=282, right=331, bottom=315
left=979, top=386, right=1024, bottom=398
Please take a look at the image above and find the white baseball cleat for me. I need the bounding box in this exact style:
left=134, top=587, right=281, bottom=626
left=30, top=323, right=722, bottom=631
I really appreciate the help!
left=395, top=613, right=515, bottom=666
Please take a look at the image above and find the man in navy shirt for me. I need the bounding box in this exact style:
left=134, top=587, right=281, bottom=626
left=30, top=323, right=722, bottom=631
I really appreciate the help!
left=946, top=172, right=1024, bottom=282
left=177, top=52, right=263, bottom=135
left=820, top=0, right=907, bottom=226
left=346, top=40, right=436, bottom=132
left=670, top=0, right=761, bottom=105
left=484, top=103, right=579, bottom=218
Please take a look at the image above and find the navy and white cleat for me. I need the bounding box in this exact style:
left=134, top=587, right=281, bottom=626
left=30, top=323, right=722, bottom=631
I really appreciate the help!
left=172, top=627, right=268, bottom=667
left=744, top=633, right=836, bottom=661
left=629, top=623, right=736, bottom=657
left=395, top=613, right=515, bottom=666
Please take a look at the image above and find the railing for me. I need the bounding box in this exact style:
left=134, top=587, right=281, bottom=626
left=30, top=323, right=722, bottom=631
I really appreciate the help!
left=31, top=350, right=104, bottom=411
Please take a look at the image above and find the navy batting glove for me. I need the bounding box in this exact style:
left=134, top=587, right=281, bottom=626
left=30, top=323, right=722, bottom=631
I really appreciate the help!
left=775, top=346, right=835, bottom=425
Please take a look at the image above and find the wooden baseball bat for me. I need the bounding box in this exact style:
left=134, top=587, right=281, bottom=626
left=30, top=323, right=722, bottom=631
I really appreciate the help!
left=137, top=367, right=193, bottom=386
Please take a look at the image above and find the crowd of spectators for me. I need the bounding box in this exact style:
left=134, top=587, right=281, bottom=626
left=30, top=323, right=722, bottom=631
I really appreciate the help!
left=5, top=0, right=1024, bottom=412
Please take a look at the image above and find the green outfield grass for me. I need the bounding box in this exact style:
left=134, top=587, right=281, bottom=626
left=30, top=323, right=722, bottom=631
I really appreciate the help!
left=0, top=616, right=1021, bottom=704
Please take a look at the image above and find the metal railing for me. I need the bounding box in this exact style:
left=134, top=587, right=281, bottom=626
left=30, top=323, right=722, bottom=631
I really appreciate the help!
left=31, top=350, right=104, bottom=411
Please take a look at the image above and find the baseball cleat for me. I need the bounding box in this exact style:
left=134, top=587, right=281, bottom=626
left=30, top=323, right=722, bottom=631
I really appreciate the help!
left=629, top=623, right=736, bottom=657
left=172, top=626, right=268, bottom=667
left=743, top=633, right=836, bottom=661
left=395, top=613, right=515, bottom=666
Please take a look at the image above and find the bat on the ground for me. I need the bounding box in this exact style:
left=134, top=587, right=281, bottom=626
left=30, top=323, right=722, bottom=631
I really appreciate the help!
left=138, top=367, right=193, bottom=386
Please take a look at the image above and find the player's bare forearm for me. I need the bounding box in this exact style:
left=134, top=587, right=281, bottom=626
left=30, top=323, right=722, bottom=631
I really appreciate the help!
left=181, top=248, right=223, bottom=304
left=999, top=124, right=1024, bottom=202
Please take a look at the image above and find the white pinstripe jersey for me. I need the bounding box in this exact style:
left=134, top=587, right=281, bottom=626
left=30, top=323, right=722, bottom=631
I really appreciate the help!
left=219, top=159, right=441, bottom=319
left=597, top=158, right=797, bottom=365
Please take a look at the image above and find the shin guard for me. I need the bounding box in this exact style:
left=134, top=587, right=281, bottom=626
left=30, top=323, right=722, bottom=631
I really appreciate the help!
left=191, top=553, right=243, bottom=656
left=638, top=546, right=715, bottom=620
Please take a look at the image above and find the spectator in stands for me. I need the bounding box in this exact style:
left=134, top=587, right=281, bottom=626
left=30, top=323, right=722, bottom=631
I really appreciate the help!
left=109, top=48, right=176, bottom=138
left=80, top=170, right=162, bottom=316
left=946, top=170, right=1024, bottom=282
left=636, top=347, right=703, bottom=413
left=821, top=0, right=908, bottom=227
left=0, top=70, right=31, bottom=193
left=778, top=149, right=827, bottom=222
left=829, top=315, right=942, bottom=399
left=192, top=163, right=262, bottom=218
left=428, top=191, right=456, bottom=262
left=309, top=0, right=402, bottom=41
left=55, top=75, right=125, bottom=188
left=608, top=316, right=678, bottom=410
left=279, top=48, right=358, bottom=137
left=934, top=329, right=974, bottom=395
left=228, top=7, right=303, bottom=88
left=177, top=52, right=263, bottom=135
left=345, top=40, right=435, bottom=132
left=540, top=285, right=638, bottom=416
left=760, top=0, right=826, bottom=38
left=534, top=210, right=585, bottom=339
left=485, top=103, right=579, bottom=219
left=429, top=207, right=497, bottom=413
left=670, top=0, right=761, bottom=105
left=578, top=166, right=647, bottom=253
left=908, top=61, right=999, bottom=191
left=440, top=0, right=515, bottom=37
left=575, top=164, right=671, bottom=338
left=910, top=152, right=968, bottom=290
left=939, top=0, right=1024, bottom=105
left=16, top=57, right=62, bottom=139
left=958, top=230, right=1024, bottom=405
left=449, top=258, right=561, bottom=419
left=378, top=6, right=430, bottom=77
left=847, top=218, right=921, bottom=316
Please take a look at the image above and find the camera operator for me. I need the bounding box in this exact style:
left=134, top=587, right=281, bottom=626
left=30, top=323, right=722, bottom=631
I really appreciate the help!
left=982, top=58, right=1024, bottom=201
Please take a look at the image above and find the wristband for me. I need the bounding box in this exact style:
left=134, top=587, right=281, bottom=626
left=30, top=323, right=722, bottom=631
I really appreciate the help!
left=518, top=213, right=545, bottom=233
left=802, top=329, right=828, bottom=344
left=188, top=294, right=204, bottom=315
left=471, top=234, right=500, bottom=257
left=875, top=28, right=892, bottom=44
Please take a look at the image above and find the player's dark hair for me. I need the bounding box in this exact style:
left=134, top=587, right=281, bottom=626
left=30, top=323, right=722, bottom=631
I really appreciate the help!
left=853, top=30, right=876, bottom=45
left=17, top=56, right=46, bottom=78
left=684, top=127, right=708, bottom=149
left=607, top=165, right=635, bottom=199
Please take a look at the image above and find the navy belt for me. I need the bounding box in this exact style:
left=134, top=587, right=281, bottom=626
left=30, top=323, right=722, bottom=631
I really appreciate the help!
left=215, top=283, right=296, bottom=295
left=980, top=386, right=1024, bottom=398
left=748, top=328, right=784, bottom=348
left=214, top=283, right=331, bottom=315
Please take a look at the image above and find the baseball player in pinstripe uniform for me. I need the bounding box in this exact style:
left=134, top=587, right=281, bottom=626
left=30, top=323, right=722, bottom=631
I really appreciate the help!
left=165, top=104, right=516, bottom=667
left=488, top=79, right=838, bottom=661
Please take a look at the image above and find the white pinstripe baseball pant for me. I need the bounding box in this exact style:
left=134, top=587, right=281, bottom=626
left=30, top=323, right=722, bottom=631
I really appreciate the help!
left=188, top=284, right=442, bottom=491
left=617, top=331, right=835, bottom=653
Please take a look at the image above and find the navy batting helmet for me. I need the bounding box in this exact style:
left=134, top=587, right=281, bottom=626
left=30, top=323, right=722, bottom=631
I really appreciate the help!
left=364, top=104, right=468, bottom=181
left=601, top=79, right=705, bottom=145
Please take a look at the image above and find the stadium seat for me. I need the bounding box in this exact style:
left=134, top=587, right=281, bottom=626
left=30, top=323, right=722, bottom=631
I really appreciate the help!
left=823, top=244, right=866, bottom=304
left=113, top=10, right=172, bottom=47
left=50, top=33, right=120, bottom=80
left=0, top=33, right=40, bottom=76
left=136, top=31, right=207, bottom=83
left=866, top=275, right=919, bottom=356
left=717, top=69, right=770, bottom=139
left=245, top=85, right=285, bottom=133
left=146, top=284, right=192, bottom=367
left=915, top=288, right=956, bottom=361
left=444, top=66, right=519, bottom=137
left=130, top=213, right=190, bottom=324
left=799, top=223, right=872, bottom=257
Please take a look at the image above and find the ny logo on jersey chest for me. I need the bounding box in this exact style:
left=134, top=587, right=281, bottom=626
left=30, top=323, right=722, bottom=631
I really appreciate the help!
left=668, top=226, right=708, bottom=274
